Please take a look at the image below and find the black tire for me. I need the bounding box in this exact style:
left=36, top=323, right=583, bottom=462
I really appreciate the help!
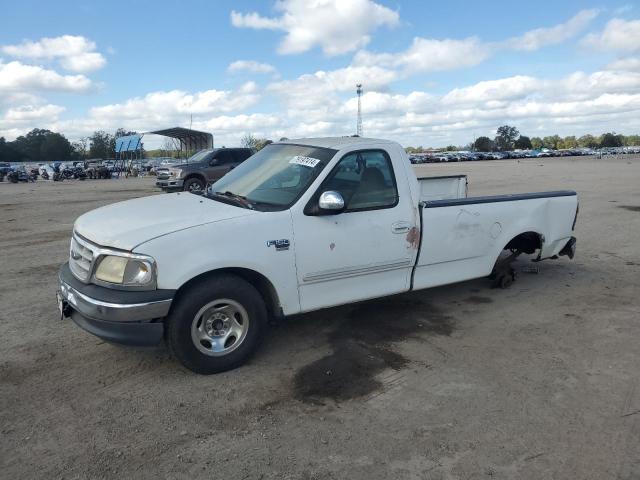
left=183, top=177, right=205, bottom=192
left=166, top=274, right=267, bottom=374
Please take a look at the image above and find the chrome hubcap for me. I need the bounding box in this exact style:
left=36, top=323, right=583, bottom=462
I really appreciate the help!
left=191, top=299, right=249, bottom=356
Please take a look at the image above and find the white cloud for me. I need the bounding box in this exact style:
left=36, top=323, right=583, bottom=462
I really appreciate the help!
left=88, top=84, right=260, bottom=125
left=4, top=104, right=65, bottom=122
left=507, top=9, right=599, bottom=51
left=442, top=76, right=542, bottom=105
left=607, top=56, right=640, bottom=71
left=4, top=66, right=640, bottom=147
left=582, top=18, right=640, bottom=52
left=60, top=52, right=106, bottom=73
left=228, top=60, right=276, bottom=74
left=2, top=35, right=106, bottom=73
left=267, top=64, right=398, bottom=120
left=230, top=11, right=281, bottom=30
left=0, top=60, right=92, bottom=93
left=354, top=37, right=491, bottom=74
left=289, top=69, right=640, bottom=146
left=352, top=10, right=599, bottom=76
left=342, top=91, right=434, bottom=115
left=231, top=0, right=399, bottom=56
left=199, top=113, right=281, bottom=132
left=0, top=103, right=66, bottom=139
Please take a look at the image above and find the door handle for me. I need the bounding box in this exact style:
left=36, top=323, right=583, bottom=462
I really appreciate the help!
left=391, top=222, right=412, bottom=234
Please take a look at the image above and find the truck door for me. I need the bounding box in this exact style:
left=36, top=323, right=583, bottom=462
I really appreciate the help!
left=207, top=150, right=235, bottom=182
left=292, top=149, right=418, bottom=312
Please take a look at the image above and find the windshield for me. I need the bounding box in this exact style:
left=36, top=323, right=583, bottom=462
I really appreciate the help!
left=208, top=144, right=337, bottom=211
left=187, top=149, right=214, bottom=163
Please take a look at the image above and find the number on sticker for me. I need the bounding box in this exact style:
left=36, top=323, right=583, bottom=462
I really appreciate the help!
left=289, top=156, right=321, bottom=168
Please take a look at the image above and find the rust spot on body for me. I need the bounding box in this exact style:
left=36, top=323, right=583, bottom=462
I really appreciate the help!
left=406, top=226, right=420, bottom=249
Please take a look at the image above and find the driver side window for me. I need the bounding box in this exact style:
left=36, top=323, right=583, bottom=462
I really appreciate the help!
left=322, top=150, right=398, bottom=211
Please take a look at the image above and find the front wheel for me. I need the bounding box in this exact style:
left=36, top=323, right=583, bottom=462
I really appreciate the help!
left=183, top=177, right=205, bottom=192
left=166, top=274, right=267, bottom=374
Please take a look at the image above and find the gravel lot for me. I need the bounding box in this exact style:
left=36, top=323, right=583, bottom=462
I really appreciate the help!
left=1, top=156, right=639, bottom=479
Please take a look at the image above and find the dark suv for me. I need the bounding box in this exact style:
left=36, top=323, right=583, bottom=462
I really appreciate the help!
left=156, top=148, right=253, bottom=192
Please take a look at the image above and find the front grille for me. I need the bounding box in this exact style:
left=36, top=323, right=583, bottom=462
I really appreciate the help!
left=69, top=234, right=95, bottom=282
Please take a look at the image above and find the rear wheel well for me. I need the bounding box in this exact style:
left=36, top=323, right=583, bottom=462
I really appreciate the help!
left=174, top=268, right=281, bottom=319
left=504, top=231, right=542, bottom=255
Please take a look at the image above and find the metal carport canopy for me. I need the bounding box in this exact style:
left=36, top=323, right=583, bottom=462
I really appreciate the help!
left=147, top=127, right=214, bottom=152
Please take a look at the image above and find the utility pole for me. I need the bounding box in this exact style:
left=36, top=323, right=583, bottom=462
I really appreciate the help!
left=356, top=84, right=363, bottom=137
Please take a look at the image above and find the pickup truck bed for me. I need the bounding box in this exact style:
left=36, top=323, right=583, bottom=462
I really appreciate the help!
left=414, top=190, right=577, bottom=289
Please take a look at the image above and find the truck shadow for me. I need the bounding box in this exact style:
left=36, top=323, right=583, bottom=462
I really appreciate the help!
left=279, top=291, right=457, bottom=405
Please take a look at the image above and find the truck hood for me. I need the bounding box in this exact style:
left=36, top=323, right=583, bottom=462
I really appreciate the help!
left=74, top=192, right=256, bottom=250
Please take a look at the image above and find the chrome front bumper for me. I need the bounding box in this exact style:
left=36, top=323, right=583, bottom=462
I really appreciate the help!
left=58, top=263, right=175, bottom=346
left=59, top=279, right=172, bottom=322
left=156, top=178, right=184, bottom=189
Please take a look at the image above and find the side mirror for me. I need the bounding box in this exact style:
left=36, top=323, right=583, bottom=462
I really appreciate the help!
left=318, top=191, right=345, bottom=212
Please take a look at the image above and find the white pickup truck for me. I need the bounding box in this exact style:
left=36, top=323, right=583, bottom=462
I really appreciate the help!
left=58, top=137, right=578, bottom=374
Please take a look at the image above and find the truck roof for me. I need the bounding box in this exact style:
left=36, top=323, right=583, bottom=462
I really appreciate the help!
left=279, top=137, right=397, bottom=150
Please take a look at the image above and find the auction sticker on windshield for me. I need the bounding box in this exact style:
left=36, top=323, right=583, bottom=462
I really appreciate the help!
left=289, top=156, right=321, bottom=168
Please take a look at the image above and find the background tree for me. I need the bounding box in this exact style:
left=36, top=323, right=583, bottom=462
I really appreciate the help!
left=11, top=129, right=75, bottom=162
left=40, top=131, right=73, bottom=160
left=514, top=135, right=532, bottom=149
left=577, top=134, right=598, bottom=148
left=494, top=125, right=519, bottom=151
left=406, top=146, right=424, bottom=154
left=255, top=139, right=273, bottom=151
left=72, top=137, right=89, bottom=160
left=240, top=133, right=259, bottom=149
left=88, top=131, right=114, bottom=159
left=560, top=136, right=578, bottom=149
left=0, top=137, right=25, bottom=162
left=474, top=136, right=494, bottom=152
left=600, top=132, right=624, bottom=148
left=241, top=133, right=271, bottom=151
left=530, top=137, right=543, bottom=149
left=542, top=135, right=561, bottom=149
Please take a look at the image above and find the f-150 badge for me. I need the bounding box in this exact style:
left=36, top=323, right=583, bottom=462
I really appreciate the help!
left=267, top=239, right=290, bottom=251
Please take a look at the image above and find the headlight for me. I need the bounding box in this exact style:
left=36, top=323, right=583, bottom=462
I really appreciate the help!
left=94, top=254, right=155, bottom=288
left=172, top=169, right=183, bottom=178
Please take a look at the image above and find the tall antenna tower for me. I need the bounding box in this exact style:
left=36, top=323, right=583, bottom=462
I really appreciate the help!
left=356, top=83, right=363, bottom=137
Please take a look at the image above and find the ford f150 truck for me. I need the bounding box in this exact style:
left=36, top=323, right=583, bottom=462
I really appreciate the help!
left=58, top=137, right=578, bottom=374
left=156, top=147, right=253, bottom=192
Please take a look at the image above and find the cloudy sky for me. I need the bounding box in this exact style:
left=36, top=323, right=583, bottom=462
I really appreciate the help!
left=1, top=0, right=640, bottom=148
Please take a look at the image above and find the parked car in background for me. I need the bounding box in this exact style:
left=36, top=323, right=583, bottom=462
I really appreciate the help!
left=156, top=147, right=253, bottom=192
left=0, top=162, right=12, bottom=175
left=85, top=161, right=111, bottom=179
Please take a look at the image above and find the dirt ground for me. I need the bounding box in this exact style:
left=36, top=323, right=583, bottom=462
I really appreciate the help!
left=1, top=156, right=639, bottom=479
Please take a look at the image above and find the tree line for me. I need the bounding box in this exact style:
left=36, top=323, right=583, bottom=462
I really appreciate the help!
left=406, top=126, right=640, bottom=153
left=0, top=128, right=141, bottom=163
left=3, top=126, right=639, bottom=163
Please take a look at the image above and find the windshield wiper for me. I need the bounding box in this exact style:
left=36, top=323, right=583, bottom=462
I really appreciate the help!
left=210, top=191, right=254, bottom=209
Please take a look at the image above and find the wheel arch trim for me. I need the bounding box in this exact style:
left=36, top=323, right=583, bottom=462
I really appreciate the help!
left=172, top=267, right=283, bottom=320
